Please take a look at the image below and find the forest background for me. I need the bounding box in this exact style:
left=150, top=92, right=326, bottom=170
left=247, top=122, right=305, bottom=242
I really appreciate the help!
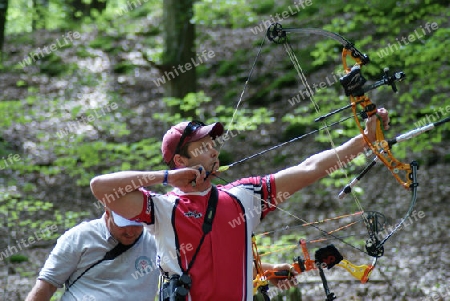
left=0, top=0, right=449, bottom=300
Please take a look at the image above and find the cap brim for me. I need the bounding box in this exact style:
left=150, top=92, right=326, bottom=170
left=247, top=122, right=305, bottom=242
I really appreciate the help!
left=111, top=211, right=142, bottom=227
left=188, top=122, right=224, bottom=143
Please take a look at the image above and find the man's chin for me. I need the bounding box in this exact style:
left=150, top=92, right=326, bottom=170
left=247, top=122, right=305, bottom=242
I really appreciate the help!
left=120, top=237, right=138, bottom=245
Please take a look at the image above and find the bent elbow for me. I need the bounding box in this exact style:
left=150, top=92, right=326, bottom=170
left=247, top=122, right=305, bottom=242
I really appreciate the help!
left=90, top=176, right=106, bottom=201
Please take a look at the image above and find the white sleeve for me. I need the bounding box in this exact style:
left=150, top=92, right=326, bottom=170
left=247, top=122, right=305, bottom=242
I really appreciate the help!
left=37, top=227, right=83, bottom=288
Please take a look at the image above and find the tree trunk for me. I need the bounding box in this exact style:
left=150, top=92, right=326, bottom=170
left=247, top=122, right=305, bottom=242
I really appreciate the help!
left=162, top=0, right=196, bottom=112
left=0, top=0, right=8, bottom=62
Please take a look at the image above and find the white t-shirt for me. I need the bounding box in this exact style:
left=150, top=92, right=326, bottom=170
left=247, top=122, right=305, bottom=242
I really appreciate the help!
left=38, top=215, right=159, bottom=301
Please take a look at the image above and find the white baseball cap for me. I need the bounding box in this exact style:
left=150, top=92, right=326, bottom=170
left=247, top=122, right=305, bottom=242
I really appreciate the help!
left=111, top=211, right=142, bottom=227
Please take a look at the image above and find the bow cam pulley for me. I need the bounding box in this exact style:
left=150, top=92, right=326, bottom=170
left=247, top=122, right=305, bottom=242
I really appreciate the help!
left=267, top=23, right=287, bottom=44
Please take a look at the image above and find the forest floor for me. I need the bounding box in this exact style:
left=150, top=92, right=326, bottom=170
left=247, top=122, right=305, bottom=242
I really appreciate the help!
left=0, top=19, right=449, bottom=301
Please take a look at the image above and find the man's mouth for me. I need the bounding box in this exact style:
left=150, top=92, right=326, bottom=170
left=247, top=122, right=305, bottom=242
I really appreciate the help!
left=205, top=162, right=219, bottom=177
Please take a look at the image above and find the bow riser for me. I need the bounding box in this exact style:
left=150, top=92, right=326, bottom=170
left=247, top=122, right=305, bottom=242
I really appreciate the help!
left=350, top=98, right=414, bottom=190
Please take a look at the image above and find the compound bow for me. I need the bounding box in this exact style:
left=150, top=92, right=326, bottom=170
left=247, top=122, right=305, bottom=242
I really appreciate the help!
left=263, top=23, right=420, bottom=258
left=217, top=22, right=449, bottom=301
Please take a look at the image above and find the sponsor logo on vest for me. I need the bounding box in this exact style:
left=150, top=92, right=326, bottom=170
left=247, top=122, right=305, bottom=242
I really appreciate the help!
left=184, top=211, right=202, bottom=218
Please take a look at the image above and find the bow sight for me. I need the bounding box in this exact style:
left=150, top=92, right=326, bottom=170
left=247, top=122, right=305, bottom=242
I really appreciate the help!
left=340, top=65, right=406, bottom=98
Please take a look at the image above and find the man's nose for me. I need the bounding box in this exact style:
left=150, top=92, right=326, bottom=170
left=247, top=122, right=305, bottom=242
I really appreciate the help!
left=210, top=146, right=219, bottom=157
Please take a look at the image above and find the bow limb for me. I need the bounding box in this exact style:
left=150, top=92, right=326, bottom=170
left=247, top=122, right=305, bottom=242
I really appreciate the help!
left=336, top=258, right=376, bottom=284
left=252, top=235, right=270, bottom=298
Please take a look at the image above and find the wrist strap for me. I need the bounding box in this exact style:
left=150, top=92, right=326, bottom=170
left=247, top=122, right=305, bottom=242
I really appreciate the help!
left=163, top=170, right=169, bottom=186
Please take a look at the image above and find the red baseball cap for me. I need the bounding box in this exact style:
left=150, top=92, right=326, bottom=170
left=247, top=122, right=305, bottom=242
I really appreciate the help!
left=161, top=121, right=224, bottom=164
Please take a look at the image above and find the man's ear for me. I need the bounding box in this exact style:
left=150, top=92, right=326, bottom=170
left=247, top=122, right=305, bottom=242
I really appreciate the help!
left=173, top=154, right=188, bottom=168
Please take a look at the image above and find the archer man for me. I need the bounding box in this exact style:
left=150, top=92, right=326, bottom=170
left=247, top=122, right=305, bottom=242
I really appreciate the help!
left=90, top=109, right=389, bottom=301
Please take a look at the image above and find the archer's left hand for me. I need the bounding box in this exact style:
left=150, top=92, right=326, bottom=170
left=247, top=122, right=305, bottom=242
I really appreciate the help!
left=364, top=108, right=390, bottom=142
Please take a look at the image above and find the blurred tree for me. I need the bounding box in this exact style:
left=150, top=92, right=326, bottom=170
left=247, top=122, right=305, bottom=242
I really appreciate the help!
left=70, top=0, right=107, bottom=20
left=32, top=0, right=48, bottom=30
left=0, top=0, right=7, bottom=62
left=161, top=0, right=196, bottom=115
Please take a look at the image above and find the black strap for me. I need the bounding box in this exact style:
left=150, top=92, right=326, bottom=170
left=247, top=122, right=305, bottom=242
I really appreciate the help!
left=184, top=185, right=218, bottom=273
left=67, top=232, right=143, bottom=289
left=202, top=185, right=218, bottom=234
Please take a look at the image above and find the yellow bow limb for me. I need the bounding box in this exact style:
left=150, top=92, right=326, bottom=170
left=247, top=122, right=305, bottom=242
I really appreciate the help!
left=336, top=259, right=374, bottom=284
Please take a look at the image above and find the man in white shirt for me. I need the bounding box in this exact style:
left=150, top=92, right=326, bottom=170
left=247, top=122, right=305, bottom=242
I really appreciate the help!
left=25, top=208, right=159, bottom=301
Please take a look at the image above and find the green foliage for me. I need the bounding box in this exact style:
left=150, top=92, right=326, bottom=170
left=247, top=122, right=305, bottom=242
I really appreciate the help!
left=250, top=0, right=275, bottom=15
left=6, top=0, right=33, bottom=33
left=154, top=91, right=274, bottom=128
left=217, top=150, right=233, bottom=166
left=216, top=60, right=240, bottom=77
left=281, top=122, right=310, bottom=142
left=39, top=52, right=76, bottom=77
left=287, top=0, right=450, bottom=163
left=6, top=0, right=76, bottom=33
left=193, top=0, right=256, bottom=28
left=76, top=48, right=97, bottom=58
left=7, top=254, right=29, bottom=263
left=89, top=35, right=119, bottom=53
left=214, top=105, right=274, bottom=132
left=154, top=92, right=213, bottom=123
left=113, top=60, right=136, bottom=74
left=0, top=100, right=23, bottom=127
left=0, top=188, right=90, bottom=245
left=52, top=138, right=164, bottom=186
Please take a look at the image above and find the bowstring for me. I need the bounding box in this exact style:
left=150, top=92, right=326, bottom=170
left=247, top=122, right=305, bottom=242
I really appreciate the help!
left=217, top=36, right=266, bottom=153
left=282, top=37, right=370, bottom=233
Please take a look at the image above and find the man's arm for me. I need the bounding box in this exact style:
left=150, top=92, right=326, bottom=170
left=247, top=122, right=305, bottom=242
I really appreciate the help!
left=90, top=168, right=205, bottom=219
left=274, top=134, right=366, bottom=196
left=275, top=108, right=390, bottom=198
left=25, top=280, right=57, bottom=301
